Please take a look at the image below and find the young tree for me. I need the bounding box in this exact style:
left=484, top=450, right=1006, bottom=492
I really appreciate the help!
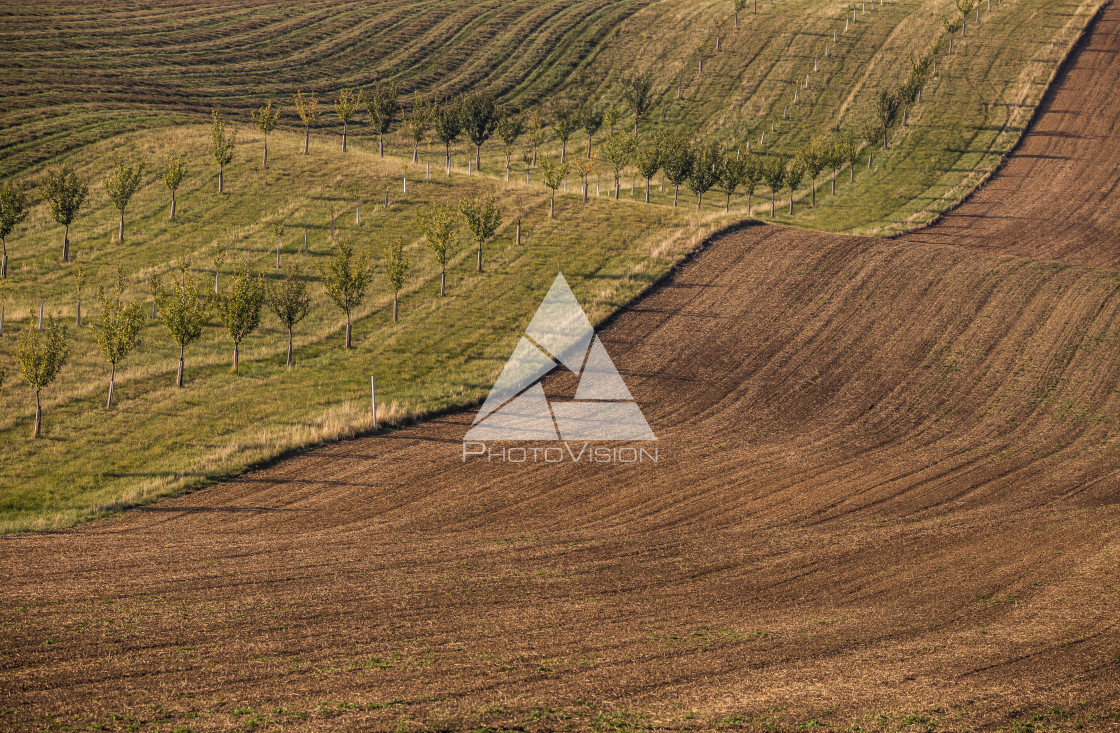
left=293, top=90, right=321, bottom=155
left=602, top=102, right=622, bottom=132
left=622, top=71, right=655, bottom=133
left=550, top=101, right=579, bottom=163
left=956, top=0, right=976, bottom=36
left=943, top=15, right=962, bottom=53
left=696, top=41, right=708, bottom=77
left=525, top=111, right=545, bottom=168
left=633, top=133, right=662, bottom=204
left=875, top=90, right=900, bottom=148
left=720, top=151, right=750, bottom=211
left=163, top=154, right=186, bottom=220
left=574, top=155, right=595, bottom=202
left=210, top=109, right=237, bottom=193
left=661, top=131, right=694, bottom=207
left=319, top=239, right=372, bottom=349
left=381, top=237, right=409, bottom=322
left=786, top=152, right=806, bottom=215
left=462, top=92, right=499, bottom=171
left=459, top=195, right=502, bottom=270
left=762, top=154, right=786, bottom=217
left=104, top=157, right=144, bottom=243
left=147, top=270, right=161, bottom=319
left=363, top=81, right=400, bottom=157
left=335, top=88, right=360, bottom=152
left=73, top=261, right=85, bottom=327
left=216, top=265, right=264, bottom=371
left=212, top=240, right=227, bottom=295
left=416, top=203, right=458, bottom=296
left=432, top=96, right=465, bottom=174
left=159, top=264, right=208, bottom=388
left=496, top=111, right=523, bottom=181
left=540, top=157, right=570, bottom=218
left=0, top=181, right=28, bottom=277
left=803, top=135, right=829, bottom=206
left=601, top=129, right=636, bottom=200
left=42, top=166, right=88, bottom=263
left=251, top=101, right=281, bottom=168
left=861, top=120, right=884, bottom=166
left=580, top=103, right=604, bottom=158
left=687, top=140, right=722, bottom=210
left=406, top=98, right=431, bottom=163
left=271, top=221, right=285, bottom=268
left=265, top=267, right=311, bottom=367
left=843, top=132, right=861, bottom=182
left=92, top=285, right=143, bottom=408
left=734, top=0, right=748, bottom=28
left=16, top=312, right=69, bottom=438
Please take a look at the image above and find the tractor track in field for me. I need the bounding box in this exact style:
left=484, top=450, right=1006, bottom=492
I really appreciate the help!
left=3, top=4, right=1120, bottom=732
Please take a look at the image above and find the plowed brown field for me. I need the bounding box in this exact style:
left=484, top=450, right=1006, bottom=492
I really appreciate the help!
left=3, top=6, right=1120, bottom=733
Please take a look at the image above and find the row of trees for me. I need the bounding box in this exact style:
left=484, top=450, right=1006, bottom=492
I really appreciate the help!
left=2, top=191, right=511, bottom=438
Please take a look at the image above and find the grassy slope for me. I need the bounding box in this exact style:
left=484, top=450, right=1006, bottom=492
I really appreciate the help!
left=0, top=127, right=729, bottom=532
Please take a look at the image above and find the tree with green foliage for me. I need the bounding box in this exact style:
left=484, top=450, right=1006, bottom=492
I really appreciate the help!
left=633, top=133, right=663, bottom=204
left=719, top=151, right=750, bottom=211
left=733, top=0, right=748, bottom=28
left=216, top=265, right=264, bottom=371
left=210, top=109, right=236, bottom=193
left=741, top=151, right=763, bottom=212
left=92, top=285, right=143, bottom=408
left=163, top=154, right=186, bottom=220
left=335, top=88, right=360, bottom=152
left=875, top=90, right=900, bottom=149
left=265, top=267, right=311, bottom=367
left=540, top=158, right=570, bottom=219
left=601, top=129, right=636, bottom=200
left=622, top=71, right=655, bottom=133
left=824, top=134, right=847, bottom=193
left=212, top=240, right=227, bottom=295
left=802, top=135, right=829, bottom=206
left=687, top=141, right=722, bottom=210
left=861, top=119, right=884, bottom=166
left=363, top=81, right=400, bottom=157
left=251, top=101, right=281, bottom=168
left=459, top=195, right=502, bottom=270
left=943, top=15, right=962, bottom=53
left=416, top=203, right=458, bottom=296
left=159, top=263, right=208, bottom=388
left=293, top=90, right=321, bottom=155
left=104, top=157, right=144, bottom=243
left=461, top=93, right=499, bottom=171
left=42, top=166, right=88, bottom=263
left=786, top=153, right=806, bottom=215
left=574, top=155, right=595, bottom=202
left=0, top=181, right=28, bottom=277
left=602, top=102, right=622, bottom=132
left=956, top=0, right=976, bottom=36
left=380, top=237, right=409, bottom=323
left=762, top=154, right=786, bottom=217
left=432, top=96, right=465, bottom=174
left=843, top=132, right=861, bottom=182
left=319, top=240, right=372, bottom=348
left=550, top=101, right=579, bottom=164
left=661, top=132, right=694, bottom=207
left=899, top=53, right=933, bottom=125
left=525, top=111, right=545, bottom=168
left=271, top=221, right=286, bottom=268
left=696, top=41, right=708, bottom=77
left=497, top=112, right=523, bottom=181
left=580, top=103, right=603, bottom=158
left=17, top=312, right=69, bottom=438
left=406, top=98, right=430, bottom=164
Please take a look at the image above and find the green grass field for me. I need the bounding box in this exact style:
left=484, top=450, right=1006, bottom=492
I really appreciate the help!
left=0, top=0, right=1105, bottom=531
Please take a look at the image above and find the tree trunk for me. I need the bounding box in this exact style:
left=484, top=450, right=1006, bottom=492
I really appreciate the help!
left=948, top=36, right=953, bottom=54
left=831, top=178, right=836, bottom=195
left=673, top=185, right=679, bottom=207
left=215, top=268, right=220, bottom=295
left=771, top=192, right=775, bottom=217
left=287, top=327, right=294, bottom=367
left=276, top=243, right=280, bottom=268
left=549, top=196, right=555, bottom=219
left=304, top=128, right=310, bottom=154
left=152, top=297, right=157, bottom=319
left=445, top=143, right=451, bottom=175
left=33, top=393, right=41, bottom=438
left=413, top=143, right=419, bottom=163
left=303, top=230, right=309, bottom=253
left=883, top=130, right=889, bottom=149
left=233, top=342, right=239, bottom=371
left=560, top=141, right=566, bottom=164
left=38, top=299, right=43, bottom=329
left=342, top=124, right=348, bottom=152
left=218, top=166, right=224, bottom=193
left=176, top=346, right=185, bottom=388
left=440, top=269, right=446, bottom=296
left=516, top=218, right=521, bottom=245
left=345, top=314, right=352, bottom=349
left=63, top=224, right=70, bottom=262
left=868, top=150, right=873, bottom=168
left=614, top=178, right=620, bottom=200
left=263, top=137, right=269, bottom=168
left=119, top=213, right=125, bottom=243
left=392, top=296, right=398, bottom=323
left=697, top=192, right=703, bottom=211
left=76, top=298, right=81, bottom=327
left=734, top=11, right=738, bottom=28
left=753, top=0, right=757, bottom=12
left=476, top=144, right=482, bottom=170
left=477, top=242, right=483, bottom=271
left=789, top=194, right=794, bottom=215
left=850, top=164, right=855, bottom=182
left=107, top=363, right=115, bottom=408
left=379, top=133, right=385, bottom=157
left=645, top=179, right=651, bottom=204
left=2, top=236, right=7, bottom=277
left=587, top=138, right=593, bottom=158
left=170, top=190, right=176, bottom=220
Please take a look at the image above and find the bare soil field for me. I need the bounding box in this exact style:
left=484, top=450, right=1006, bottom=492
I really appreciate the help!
left=3, top=5, right=1120, bottom=732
